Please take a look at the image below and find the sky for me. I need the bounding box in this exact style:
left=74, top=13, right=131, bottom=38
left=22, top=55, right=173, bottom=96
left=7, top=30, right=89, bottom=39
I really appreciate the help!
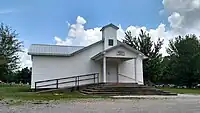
left=0, top=0, right=200, bottom=68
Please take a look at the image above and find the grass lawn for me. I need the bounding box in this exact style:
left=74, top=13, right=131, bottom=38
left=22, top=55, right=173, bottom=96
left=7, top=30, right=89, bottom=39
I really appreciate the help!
left=0, top=83, right=105, bottom=104
left=159, top=87, right=200, bottom=94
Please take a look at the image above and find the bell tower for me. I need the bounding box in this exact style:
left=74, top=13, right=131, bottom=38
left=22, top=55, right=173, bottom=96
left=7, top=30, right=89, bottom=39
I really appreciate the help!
left=100, top=23, right=119, bottom=50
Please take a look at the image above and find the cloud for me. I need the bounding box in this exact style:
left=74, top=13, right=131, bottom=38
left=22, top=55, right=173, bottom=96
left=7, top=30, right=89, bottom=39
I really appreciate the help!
left=0, top=9, right=15, bottom=14
left=163, top=0, right=200, bottom=35
left=168, top=12, right=184, bottom=29
left=55, top=16, right=132, bottom=46
left=65, top=21, right=71, bottom=27
left=125, top=24, right=171, bottom=55
left=54, top=16, right=172, bottom=55
left=159, top=9, right=165, bottom=15
left=76, top=16, right=86, bottom=24
left=55, top=16, right=102, bottom=46
left=54, top=36, right=72, bottom=45
left=18, top=48, right=32, bottom=68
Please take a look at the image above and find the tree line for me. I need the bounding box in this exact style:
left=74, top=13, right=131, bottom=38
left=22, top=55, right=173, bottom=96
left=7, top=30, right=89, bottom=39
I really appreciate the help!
left=1, top=23, right=200, bottom=87
left=124, top=30, right=200, bottom=88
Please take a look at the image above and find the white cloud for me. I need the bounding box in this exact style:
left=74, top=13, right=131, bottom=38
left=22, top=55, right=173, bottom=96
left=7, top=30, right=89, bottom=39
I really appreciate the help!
left=54, top=16, right=172, bottom=56
left=18, top=48, right=32, bottom=68
left=55, top=17, right=136, bottom=47
left=76, top=16, right=86, bottom=24
left=55, top=16, right=102, bottom=46
left=159, top=9, right=165, bottom=15
left=125, top=24, right=171, bottom=55
left=0, top=9, right=15, bottom=14
left=65, top=21, right=71, bottom=27
left=54, top=36, right=72, bottom=45
left=117, top=24, right=126, bottom=41
left=168, top=12, right=184, bottom=29
left=163, top=0, right=200, bottom=35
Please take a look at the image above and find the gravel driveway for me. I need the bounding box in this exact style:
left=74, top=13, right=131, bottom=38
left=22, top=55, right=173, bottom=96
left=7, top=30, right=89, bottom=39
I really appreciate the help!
left=1, top=97, right=200, bottom=113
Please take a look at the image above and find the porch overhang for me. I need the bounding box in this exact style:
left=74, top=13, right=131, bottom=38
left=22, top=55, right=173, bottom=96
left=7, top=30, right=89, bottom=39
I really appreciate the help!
left=91, top=52, right=135, bottom=61
left=91, top=43, right=147, bottom=61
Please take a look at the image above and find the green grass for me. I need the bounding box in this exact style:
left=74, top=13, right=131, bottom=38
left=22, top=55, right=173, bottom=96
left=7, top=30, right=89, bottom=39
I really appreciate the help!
left=0, top=83, right=106, bottom=103
left=159, top=87, right=200, bottom=94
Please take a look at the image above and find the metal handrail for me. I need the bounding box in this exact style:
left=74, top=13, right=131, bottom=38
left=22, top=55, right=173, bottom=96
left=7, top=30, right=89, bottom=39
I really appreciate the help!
left=36, top=73, right=98, bottom=83
left=118, top=73, right=136, bottom=81
left=35, top=73, right=99, bottom=91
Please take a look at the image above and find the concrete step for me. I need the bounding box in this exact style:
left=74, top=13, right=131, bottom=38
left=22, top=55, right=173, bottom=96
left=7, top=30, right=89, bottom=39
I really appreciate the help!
left=84, top=88, right=158, bottom=92
left=88, top=85, right=148, bottom=89
left=79, top=90, right=176, bottom=96
left=96, top=83, right=140, bottom=87
left=79, top=83, right=177, bottom=96
left=82, top=88, right=172, bottom=94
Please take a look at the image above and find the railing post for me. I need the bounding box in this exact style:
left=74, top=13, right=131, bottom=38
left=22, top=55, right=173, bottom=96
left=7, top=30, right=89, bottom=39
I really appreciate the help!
left=97, top=73, right=99, bottom=84
left=35, top=82, right=37, bottom=92
left=56, top=79, right=58, bottom=89
left=77, top=76, right=79, bottom=89
left=94, top=74, right=96, bottom=83
left=75, top=77, right=77, bottom=87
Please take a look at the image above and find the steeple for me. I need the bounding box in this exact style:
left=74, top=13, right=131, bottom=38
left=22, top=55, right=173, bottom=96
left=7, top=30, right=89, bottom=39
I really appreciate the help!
left=101, top=23, right=119, bottom=50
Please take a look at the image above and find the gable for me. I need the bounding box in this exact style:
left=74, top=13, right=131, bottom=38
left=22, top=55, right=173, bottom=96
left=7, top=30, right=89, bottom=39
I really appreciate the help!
left=91, top=42, right=147, bottom=60
left=105, top=46, right=137, bottom=58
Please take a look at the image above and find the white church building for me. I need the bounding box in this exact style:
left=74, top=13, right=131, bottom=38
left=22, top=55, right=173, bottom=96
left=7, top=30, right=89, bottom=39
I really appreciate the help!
left=28, top=24, right=147, bottom=89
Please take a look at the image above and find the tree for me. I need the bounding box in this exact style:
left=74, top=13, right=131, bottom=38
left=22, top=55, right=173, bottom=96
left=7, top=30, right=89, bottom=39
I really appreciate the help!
left=0, top=56, right=6, bottom=65
left=159, top=56, right=176, bottom=84
left=0, top=23, right=23, bottom=82
left=166, top=35, right=200, bottom=87
left=123, top=30, right=164, bottom=84
left=14, top=67, right=32, bottom=84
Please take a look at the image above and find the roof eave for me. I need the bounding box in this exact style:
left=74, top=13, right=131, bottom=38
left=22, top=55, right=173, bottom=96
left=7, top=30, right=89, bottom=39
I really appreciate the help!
left=71, top=40, right=103, bottom=56
left=91, top=52, right=103, bottom=60
left=142, top=55, right=148, bottom=59
left=28, top=52, right=72, bottom=57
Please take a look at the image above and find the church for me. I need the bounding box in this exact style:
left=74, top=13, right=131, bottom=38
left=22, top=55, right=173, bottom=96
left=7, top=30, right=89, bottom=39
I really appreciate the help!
left=28, top=23, right=147, bottom=89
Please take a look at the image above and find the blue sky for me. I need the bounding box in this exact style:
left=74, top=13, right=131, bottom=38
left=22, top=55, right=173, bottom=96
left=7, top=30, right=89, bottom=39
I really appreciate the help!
left=1, top=0, right=199, bottom=67
left=0, top=0, right=166, bottom=48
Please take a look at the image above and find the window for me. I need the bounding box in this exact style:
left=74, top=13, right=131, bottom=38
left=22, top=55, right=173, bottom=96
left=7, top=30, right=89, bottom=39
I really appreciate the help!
left=108, top=39, right=113, bottom=46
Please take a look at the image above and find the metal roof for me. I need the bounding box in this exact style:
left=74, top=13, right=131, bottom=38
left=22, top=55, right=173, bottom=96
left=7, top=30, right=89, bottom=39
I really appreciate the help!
left=28, top=44, right=84, bottom=56
left=100, top=23, right=119, bottom=31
